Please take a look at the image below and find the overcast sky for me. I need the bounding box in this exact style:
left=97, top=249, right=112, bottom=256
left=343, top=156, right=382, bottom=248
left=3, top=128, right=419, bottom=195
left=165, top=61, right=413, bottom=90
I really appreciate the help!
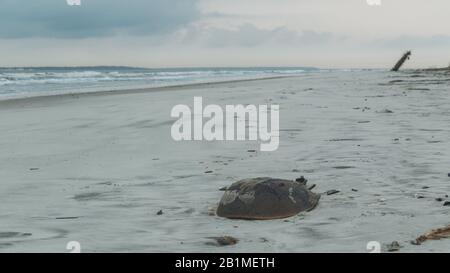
left=0, top=0, right=450, bottom=68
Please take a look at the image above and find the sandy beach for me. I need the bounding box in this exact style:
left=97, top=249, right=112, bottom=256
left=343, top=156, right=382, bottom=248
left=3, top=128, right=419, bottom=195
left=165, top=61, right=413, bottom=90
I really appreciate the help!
left=1, top=70, right=450, bottom=253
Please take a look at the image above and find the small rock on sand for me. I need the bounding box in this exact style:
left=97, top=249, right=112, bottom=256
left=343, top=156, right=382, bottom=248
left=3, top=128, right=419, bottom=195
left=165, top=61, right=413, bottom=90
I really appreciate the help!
left=386, top=241, right=402, bottom=252
left=443, top=201, right=450, bottom=207
left=207, top=236, right=238, bottom=246
left=157, top=210, right=163, bottom=215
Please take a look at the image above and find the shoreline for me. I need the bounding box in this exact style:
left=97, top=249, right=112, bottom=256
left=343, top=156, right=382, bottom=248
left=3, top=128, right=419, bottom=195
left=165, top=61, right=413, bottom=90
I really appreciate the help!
left=0, top=75, right=296, bottom=106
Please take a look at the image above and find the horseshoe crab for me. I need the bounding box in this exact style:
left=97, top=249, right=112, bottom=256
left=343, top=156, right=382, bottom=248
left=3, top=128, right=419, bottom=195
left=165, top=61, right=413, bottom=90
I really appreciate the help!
left=216, top=177, right=320, bottom=220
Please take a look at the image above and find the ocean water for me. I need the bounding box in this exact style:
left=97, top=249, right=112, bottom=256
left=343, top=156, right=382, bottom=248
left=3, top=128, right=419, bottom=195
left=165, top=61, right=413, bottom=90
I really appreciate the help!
left=0, top=66, right=318, bottom=100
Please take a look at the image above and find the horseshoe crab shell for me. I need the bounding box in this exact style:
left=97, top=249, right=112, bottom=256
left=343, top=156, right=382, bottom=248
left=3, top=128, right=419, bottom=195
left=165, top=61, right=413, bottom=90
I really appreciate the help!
left=216, top=177, right=320, bottom=220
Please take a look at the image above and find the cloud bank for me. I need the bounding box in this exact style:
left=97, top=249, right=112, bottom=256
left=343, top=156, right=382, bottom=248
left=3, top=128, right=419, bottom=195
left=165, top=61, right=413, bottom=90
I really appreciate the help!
left=0, top=0, right=199, bottom=38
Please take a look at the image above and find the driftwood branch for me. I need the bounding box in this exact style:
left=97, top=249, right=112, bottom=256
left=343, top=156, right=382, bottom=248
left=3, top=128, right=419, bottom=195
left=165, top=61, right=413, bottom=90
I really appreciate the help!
left=413, top=225, right=450, bottom=245
left=391, top=51, right=412, bottom=72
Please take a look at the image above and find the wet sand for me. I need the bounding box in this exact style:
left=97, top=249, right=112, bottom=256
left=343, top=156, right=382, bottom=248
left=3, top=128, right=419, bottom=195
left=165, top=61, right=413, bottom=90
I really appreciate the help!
left=1, top=70, right=450, bottom=252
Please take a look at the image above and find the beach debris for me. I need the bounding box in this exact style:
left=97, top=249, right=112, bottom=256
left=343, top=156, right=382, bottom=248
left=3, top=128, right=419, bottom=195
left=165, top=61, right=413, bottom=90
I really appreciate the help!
left=329, top=138, right=364, bottom=142
left=247, top=150, right=257, bottom=153
left=377, top=109, right=394, bottom=114
left=207, top=236, right=238, bottom=246
left=0, top=232, right=32, bottom=238
left=308, top=184, right=316, bottom=190
left=326, top=190, right=340, bottom=196
left=357, top=106, right=371, bottom=112
left=73, top=192, right=102, bottom=201
left=295, top=176, right=308, bottom=185
left=443, top=201, right=450, bottom=207
left=216, top=177, right=320, bottom=220
left=333, top=166, right=355, bottom=169
left=204, top=170, right=213, bottom=174
left=352, top=189, right=359, bottom=192
left=386, top=241, right=402, bottom=252
left=29, top=168, right=39, bottom=171
left=408, top=87, right=430, bottom=91
left=55, top=216, right=79, bottom=220
left=448, top=173, right=450, bottom=178
left=391, top=50, right=412, bottom=72
left=157, top=210, right=163, bottom=215
left=414, top=194, right=425, bottom=199
left=412, top=225, right=450, bottom=245
left=388, top=80, right=404, bottom=84
left=436, top=198, right=444, bottom=202
left=219, top=186, right=228, bottom=191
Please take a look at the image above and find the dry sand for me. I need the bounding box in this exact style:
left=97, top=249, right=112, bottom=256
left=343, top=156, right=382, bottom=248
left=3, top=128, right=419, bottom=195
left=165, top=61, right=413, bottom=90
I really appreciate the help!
left=1, top=70, right=450, bottom=252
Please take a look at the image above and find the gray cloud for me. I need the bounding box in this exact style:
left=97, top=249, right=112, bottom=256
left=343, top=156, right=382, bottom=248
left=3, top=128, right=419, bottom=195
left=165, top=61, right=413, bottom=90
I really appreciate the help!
left=0, top=0, right=199, bottom=38
left=182, top=24, right=340, bottom=48
left=375, top=35, right=450, bottom=49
